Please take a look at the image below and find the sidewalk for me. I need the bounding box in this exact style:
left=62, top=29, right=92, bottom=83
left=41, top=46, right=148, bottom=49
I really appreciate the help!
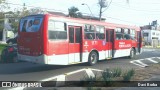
left=0, top=41, right=6, bottom=44
left=143, top=45, right=160, bottom=49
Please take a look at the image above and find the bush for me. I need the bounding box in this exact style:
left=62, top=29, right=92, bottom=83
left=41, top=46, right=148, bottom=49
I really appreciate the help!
left=0, top=44, right=7, bottom=55
left=81, top=73, right=98, bottom=87
left=123, top=69, right=135, bottom=81
left=101, top=68, right=113, bottom=85
left=112, top=68, right=122, bottom=77
left=86, top=87, right=101, bottom=90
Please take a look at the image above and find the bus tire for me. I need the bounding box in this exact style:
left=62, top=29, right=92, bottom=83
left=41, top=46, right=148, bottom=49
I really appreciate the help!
left=88, top=51, right=98, bottom=66
left=129, top=48, right=135, bottom=59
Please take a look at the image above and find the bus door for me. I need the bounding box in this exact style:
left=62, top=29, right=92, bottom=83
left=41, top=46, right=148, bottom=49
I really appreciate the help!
left=137, top=31, right=142, bottom=53
left=106, top=29, right=115, bottom=58
left=68, top=26, right=82, bottom=63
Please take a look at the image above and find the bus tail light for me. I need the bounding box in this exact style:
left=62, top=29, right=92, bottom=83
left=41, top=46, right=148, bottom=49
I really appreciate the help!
left=8, top=47, right=14, bottom=52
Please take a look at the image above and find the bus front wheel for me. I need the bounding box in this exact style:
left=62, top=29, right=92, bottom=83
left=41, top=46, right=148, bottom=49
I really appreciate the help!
left=88, top=51, right=98, bottom=66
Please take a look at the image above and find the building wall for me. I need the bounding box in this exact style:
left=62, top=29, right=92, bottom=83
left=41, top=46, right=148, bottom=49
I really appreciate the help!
left=0, top=14, right=15, bottom=43
left=143, top=29, right=160, bottom=46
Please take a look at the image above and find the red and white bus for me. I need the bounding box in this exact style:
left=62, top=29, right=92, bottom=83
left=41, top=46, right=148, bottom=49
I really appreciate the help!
left=17, top=14, right=142, bottom=65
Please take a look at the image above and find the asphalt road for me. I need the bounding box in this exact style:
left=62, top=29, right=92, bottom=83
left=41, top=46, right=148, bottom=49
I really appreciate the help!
left=0, top=48, right=160, bottom=90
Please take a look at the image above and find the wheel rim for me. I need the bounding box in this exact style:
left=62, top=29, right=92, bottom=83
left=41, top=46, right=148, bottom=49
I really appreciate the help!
left=91, top=54, right=96, bottom=64
left=131, top=50, right=134, bottom=58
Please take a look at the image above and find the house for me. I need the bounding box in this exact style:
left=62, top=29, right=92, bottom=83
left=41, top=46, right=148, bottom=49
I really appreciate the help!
left=0, top=14, right=15, bottom=43
left=141, top=20, right=160, bottom=47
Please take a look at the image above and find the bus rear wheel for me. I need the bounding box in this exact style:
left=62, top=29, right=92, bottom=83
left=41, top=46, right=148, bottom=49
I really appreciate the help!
left=88, top=51, right=98, bottom=66
left=129, top=48, right=135, bottom=59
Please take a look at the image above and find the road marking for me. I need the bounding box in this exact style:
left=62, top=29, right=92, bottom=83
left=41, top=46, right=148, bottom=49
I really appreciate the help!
left=90, top=68, right=103, bottom=72
left=130, top=57, right=160, bottom=67
left=85, top=68, right=95, bottom=78
left=146, top=58, right=158, bottom=63
left=130, top=60, right=148, bottom=67
left=156, top=57, right=160, bottom=60
left=135, top=60, right=149, bottom=67
left=9, top=57, right=160, bottom=90
left=41, top=76, right=58, bottom=81
left=56, top=75, right=66, bottom=86
left=65, top=69, right=85, bottom=75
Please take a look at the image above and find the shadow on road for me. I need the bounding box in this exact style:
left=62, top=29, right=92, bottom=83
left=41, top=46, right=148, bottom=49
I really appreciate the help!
left=0, top=61, right=88, bottom=74
left=0, top=50, right=159, bottom=75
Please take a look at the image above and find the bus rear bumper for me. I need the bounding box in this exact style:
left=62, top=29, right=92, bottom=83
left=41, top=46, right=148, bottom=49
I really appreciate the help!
left=18, top=54, right=48, bottom=64
left=17, top=54, right=69, bottom=65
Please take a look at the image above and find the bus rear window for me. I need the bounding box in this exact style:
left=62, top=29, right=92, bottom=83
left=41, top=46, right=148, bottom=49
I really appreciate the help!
left=20, top=16, right=43, bottom=32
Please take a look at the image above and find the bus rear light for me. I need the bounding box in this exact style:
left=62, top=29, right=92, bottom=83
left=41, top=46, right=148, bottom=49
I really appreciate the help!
left=8, top=47, right=14, bottom=52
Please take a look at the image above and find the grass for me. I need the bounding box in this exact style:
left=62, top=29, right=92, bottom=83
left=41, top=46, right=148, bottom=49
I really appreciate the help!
left=0, top=44, right=7, bottom=55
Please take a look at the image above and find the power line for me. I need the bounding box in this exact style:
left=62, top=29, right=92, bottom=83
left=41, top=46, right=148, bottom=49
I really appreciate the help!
left=5, top=2, right=69, bottom=13
left=85, top=12, right=143, bottom=25
left=104, top=16, right=144, bottom=25
left=112, top=2, right=160, bottom=13
left=115, top=1, right=160, bottom=5
left=4, top=2, right=145, bottom=25
left=102, top=0, right=112, bottom=13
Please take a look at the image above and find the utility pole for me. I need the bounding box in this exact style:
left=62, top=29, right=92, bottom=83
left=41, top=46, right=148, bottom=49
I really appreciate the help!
left=98, top=0, right=107, bottom=21
left=99, top=0, right=103, bottom=21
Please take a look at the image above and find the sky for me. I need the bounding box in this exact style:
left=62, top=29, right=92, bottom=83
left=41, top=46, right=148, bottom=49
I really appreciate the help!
left=5, top=0, right=160, bottom=26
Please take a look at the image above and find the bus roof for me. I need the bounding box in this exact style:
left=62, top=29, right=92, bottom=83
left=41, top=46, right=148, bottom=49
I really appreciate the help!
left=23, top=14, right=140, bottom=31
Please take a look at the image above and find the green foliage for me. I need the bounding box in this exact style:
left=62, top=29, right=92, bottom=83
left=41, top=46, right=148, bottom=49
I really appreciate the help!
left=81, top=74, right=98, bottom=87
left=0, top=13, right=4, bottom=31
left=0, top=0, right=9, bottom=12
left=80, top=68, right=135, bottom=87
left=0, top=44, right=7, bottom=55
left=86, top=87, right=101, bottom=90
left=11, top=21, right=19, bottom=33
left=68, top=6, right=83, bottom=18
left=112, top=68, right=122, bottom=77
left=101, top=68, right=113, bottom=85
left=29, top=8, right=44, bottom=15
left=123, top=69, right=135, bottom=81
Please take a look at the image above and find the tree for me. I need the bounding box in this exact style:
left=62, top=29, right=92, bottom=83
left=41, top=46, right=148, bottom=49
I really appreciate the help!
left=0, top=0, right=9, bottom=31
left=11, top=10, right=21, bottom=33
left=20, top=3, right=29, bottom=17
left=9, top=4, right=29, bottom=33
left=0, top=0, right=9, bottom=12
left=98, top=0, right=108, bottom=21
left=77, top=12, right=83, bottom=18
left=29, top=7, right=44, bottom=15
left=68, top=6, right=83, bottom=18
left=98, top=0, right=128, bottom=21
left=0, top=14, right=4, bottom=31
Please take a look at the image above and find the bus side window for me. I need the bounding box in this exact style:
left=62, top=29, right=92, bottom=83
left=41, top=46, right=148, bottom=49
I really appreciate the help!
left=130, top=29, right=136, bottom=40
left=96, top=25, right=105, bottom=40
left=116, top=33, right=123, bottom=40
left=86, top=33, right=94, bottom=39
left=124, top=34, right=131, bottom=40
left=84, top=24, right=95, bottom=40
left=48, top=20, right=67, bottom=40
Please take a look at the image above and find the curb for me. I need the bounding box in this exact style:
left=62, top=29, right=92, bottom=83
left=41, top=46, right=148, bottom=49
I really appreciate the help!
left=144, top=46, right=160, bottom=49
